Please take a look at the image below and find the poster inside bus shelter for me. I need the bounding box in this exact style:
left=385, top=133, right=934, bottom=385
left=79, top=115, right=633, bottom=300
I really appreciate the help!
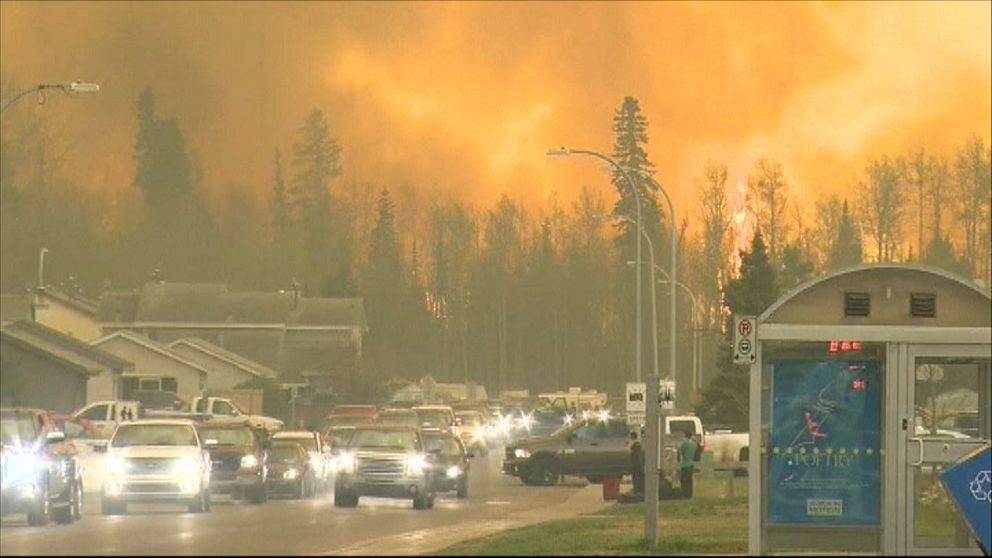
left=768, top=359, right=882, bottom=525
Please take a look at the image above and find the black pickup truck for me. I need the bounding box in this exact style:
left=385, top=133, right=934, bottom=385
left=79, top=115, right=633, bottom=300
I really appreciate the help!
left=503, top=416, right=633, bottom=486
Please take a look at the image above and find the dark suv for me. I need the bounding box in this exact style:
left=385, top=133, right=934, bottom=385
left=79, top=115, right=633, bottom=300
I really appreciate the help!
left=0, top=408, right=84, bottom=525
left=197, top=422, right=270, bottom=503
left=503, top=416, right=632, bottom=486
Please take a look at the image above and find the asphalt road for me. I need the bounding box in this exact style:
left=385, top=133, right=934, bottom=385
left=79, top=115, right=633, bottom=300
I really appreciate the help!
left=0, top=450, right=589, bottom=556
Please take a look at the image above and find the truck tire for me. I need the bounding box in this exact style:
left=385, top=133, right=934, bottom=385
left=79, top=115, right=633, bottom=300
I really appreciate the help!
left=413, top=494, right=430, bottom=510
left=72, top=478, right=84, bottom=520
left=456, top=480, right=468, bottom=499
left=529, top=456, right=561, bottom=486
left=334, top=488, right=358, bottom=507
left=52, top=478, right=76, bottom=524
left=101, top=495, right=125, bottom=516
left=26, top=481, right=50, bottom=526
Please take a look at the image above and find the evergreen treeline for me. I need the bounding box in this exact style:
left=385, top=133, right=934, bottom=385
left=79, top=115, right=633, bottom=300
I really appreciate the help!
left=2, top=86, right=989, bottom=423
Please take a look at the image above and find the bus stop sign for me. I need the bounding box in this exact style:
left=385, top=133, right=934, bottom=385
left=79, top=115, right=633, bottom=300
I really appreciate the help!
left=940, top=446, right=991, bottom=553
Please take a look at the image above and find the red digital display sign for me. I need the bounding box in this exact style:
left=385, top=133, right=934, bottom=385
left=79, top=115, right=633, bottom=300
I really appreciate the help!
left=829, top=340, right=863, bottom=353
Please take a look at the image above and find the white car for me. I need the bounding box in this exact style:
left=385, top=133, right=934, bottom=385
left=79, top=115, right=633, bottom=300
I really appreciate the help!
left=271, top=431, right=332, bottom=490
left=99, top=419, right=211, bottom=515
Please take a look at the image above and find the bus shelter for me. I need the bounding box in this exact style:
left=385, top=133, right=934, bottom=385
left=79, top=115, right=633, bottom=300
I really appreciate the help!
left=748, top=264, right=991, bottom=555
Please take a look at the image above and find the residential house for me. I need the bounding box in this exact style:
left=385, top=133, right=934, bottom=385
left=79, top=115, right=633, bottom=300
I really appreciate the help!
left=33, top=286, right=102, bottom=341
left=168, top=337, right=279, bottom=391
left=97, top=282, right=368, bottom=389
left=0, top=294, right=32, bottom=325
left=1, top=321, right=133, bottom=413
left=91, top=330, right=208, bottom=404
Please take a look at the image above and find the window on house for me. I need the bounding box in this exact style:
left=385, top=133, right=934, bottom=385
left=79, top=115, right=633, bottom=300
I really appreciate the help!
left=161, top=377, right=178, bottom=394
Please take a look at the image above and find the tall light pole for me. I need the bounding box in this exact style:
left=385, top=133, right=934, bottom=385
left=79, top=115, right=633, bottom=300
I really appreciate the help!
left=615, top=217, right=659, bottom=384
left=547, top=147, right=644, bottom=384
left=1, top=82, right=100, bottom=113
left=622, top=167, right=676, bottom=550
left=653, top=264, right=701, bottom=395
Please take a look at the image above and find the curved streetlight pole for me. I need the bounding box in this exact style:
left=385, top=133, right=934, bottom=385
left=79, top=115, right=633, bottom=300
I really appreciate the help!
left=616, top=217, right=659, bottom=383
left=622, top=167, right=676, bottom=551
left=547, top=147, right=644, bottom=384
left=652, top=264, right=701, bottom=394
left=1, top=82, right=100, bottom=114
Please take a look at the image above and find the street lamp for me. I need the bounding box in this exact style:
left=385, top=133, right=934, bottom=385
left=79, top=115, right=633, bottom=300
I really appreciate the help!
left=638, top=261, right=702, bottom=394
left=547, top=147, right=644, bottom=384
left=1, top=81, right=101, bottom=113
left=621, top=166, right=677, bottom=551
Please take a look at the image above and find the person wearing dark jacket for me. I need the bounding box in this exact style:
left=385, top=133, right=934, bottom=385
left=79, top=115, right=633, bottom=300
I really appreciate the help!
left=629, top=431, right=644, bottom=495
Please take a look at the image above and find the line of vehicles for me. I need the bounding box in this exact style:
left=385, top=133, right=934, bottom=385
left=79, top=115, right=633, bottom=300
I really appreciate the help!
left=1, top=389, right=729, bottom=527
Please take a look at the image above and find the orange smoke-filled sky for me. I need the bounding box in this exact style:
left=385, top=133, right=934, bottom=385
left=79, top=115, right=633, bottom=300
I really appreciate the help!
left=1, top=1, right=989, bottom=217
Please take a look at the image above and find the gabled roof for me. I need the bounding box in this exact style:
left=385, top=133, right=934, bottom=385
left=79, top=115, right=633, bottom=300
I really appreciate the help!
left=97, top=282, right=367, bottom=330
left=91, top=330, right=208, bottom=377
left=0, top=294, right=32, bottom=324
left=38, top=287, right=99, bottom=317
left=167, top=337, right=278, bottom=378
left=1, top=321, right=132, bottom=377
left=292, top=298, right=368, bottom=330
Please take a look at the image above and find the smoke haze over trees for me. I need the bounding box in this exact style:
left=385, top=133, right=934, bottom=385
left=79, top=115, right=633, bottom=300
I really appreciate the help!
left=2, top=80, right=989, bottom=409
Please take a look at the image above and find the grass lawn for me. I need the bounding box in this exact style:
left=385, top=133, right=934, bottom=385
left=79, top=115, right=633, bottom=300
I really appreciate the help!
left=435, top=478, right=748, bottom=556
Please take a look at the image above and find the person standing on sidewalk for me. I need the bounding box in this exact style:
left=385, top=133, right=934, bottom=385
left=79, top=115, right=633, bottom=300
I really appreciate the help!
left=628, top=430, right=644, bottom=495
left=678, top=430, right=698, bottom=499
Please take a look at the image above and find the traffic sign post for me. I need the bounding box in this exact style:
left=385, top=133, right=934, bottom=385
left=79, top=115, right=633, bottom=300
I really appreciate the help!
left=940, top=446, right=991, bottom=554
left=733, top=315, right=757, bottom=364
left=626, top=382, right=646, bottom=426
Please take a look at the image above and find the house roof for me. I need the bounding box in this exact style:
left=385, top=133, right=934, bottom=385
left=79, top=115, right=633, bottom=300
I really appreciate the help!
left=38, top=287, right=99, bottom=316
left=292, top=298, right=368, bottom=330
left=167, top=337, right=279, bottom=378
left=1, top=321, right=132, bottom=377
left=97, top=282, right=367, bottom=330
left=1, top=294, right=32, bottom=324
left=91, top=330, right=209, bottom=377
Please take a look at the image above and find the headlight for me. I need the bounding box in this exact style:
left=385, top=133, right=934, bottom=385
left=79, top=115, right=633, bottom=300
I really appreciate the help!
left=2, top=452, right=40, bottom=485
left=404, top=454, right=429, bottom=476
left=240, top=454, right=259, bottom=469
left=471, top=430, right=486, bottom=443
left=446, top=465, right=462, bottom=479
left=309, top=455, right=322, bottom=471
left=563, top=414, right=574, bottom=425
left=283, top=468, right=298, bottom=480
left=518, top=414, right=534, bottom=430
left=335, top=452, right=356, bottom=474
left=598, top=410, right=610, bottom=423
left=107, top=456, right=128, bottom=476
left=174, top=458, right=200, bottom=476
left=513, top=448, right=530, bottom=459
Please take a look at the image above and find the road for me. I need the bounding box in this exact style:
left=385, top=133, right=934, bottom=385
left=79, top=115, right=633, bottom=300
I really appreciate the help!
left=0, top=451, right=592, bottom=555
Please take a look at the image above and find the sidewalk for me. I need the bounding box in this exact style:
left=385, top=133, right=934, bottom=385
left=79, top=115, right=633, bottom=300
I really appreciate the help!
left=318, top=483, right=610, bottom=556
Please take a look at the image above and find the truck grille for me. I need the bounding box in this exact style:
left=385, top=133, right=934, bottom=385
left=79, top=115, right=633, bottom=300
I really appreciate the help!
left=122, top=482, right=179, bottom=493
left=126, top=458, right=177, bottom=475
left=357, top=457, right=405, bottom=476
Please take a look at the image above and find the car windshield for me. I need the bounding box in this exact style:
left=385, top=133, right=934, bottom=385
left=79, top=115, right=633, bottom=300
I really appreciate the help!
left=346, top=429, right=417, bottom=450
left=326, top=415, right=373, bottom=427
left=0, top=415, right=39, bottom=445
left=415, top=410, right=450, bottom=428
left=270, top=445, right=301, bottom=462
left=201, top=427, right=254, bottom=446
left=274, top=435, right=317, bottom=451
left=456, top=412, right=484, bottom=426
left=112, top=424, right=197, bottom=447
left=423, top=434, right=462, bottom=456
left=379, top=412, right=418, bottom=426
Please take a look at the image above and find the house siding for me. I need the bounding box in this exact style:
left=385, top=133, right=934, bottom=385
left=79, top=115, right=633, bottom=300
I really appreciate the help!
left=94, top=337, right=205, bottom=403
left=0, top=338, right=88, bottom=413
left=35, top=298, right=102, bottom=341
left=169, top=345, right=257, bottom=390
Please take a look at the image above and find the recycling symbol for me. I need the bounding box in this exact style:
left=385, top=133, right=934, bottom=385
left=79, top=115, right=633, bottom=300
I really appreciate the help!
left=969, top=470, right=991, bottom=502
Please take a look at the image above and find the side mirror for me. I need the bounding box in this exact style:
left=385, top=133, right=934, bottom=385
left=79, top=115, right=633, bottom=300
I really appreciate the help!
left=45, top=431, right=66, bottom=444
left=93, top=440, right=108, bottom=453
left=466, top=452, right=475, bottom=459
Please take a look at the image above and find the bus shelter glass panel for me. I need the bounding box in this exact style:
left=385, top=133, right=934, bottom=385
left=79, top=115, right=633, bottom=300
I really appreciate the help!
left=761, top=341, right=885, bottom=554
left=911, top=355, right=989, bottom=552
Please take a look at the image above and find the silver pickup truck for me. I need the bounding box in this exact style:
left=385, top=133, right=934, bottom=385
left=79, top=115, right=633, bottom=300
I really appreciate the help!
left=331, top=425, right=438, bottom=510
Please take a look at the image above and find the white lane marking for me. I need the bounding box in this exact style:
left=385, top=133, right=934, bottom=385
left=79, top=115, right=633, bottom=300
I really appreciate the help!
left=485, top=500, right=512, bottom=505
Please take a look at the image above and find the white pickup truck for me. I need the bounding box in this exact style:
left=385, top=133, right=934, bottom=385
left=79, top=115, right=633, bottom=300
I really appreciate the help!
left=98, top=419, right=212, bottom=514
left=147, top=396, right=283, bottom=433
